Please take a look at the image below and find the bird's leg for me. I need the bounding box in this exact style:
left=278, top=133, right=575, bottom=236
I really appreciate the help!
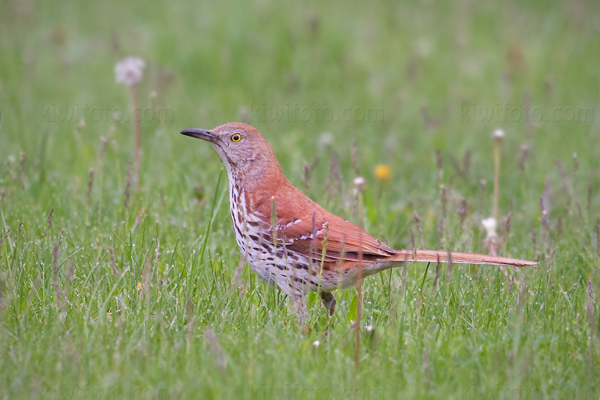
left=320, top=292, right=336, bottom=337
left=320, top=292, right=336, bottom=316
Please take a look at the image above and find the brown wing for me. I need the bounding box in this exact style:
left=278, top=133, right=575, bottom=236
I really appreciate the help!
left=276, top=208, right=397, bottom=263
left=251, top=181, right=396, bottom=264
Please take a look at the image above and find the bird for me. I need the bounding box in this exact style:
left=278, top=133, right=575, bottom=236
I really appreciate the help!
left=180, top=122, right=536, bottom=317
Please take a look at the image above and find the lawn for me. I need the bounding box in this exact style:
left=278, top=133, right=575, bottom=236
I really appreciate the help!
left=1, top=0, right=599, bottom=398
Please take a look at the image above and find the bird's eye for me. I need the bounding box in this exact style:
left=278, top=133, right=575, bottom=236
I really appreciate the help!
left=231, top=133, right=241, bottom=142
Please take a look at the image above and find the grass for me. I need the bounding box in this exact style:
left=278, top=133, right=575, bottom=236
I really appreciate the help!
left=1, top=0, right=599, bottom=398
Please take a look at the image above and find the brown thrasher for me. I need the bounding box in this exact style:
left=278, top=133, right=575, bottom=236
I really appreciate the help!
left=181, top=122, right=536, bottom=317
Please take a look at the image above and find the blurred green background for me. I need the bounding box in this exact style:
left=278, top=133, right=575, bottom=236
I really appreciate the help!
left=1, top=0, right=599, bottom=399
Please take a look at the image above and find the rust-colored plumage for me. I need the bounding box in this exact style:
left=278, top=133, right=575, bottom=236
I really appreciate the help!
left=181, top=122, right=536, bottom=316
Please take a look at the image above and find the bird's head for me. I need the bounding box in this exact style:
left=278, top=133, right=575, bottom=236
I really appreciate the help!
left=181, top=122, right=283, bottom=184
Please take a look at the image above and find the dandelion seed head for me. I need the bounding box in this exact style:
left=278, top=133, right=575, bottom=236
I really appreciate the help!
left=319, top=132, right=334, bottom=147
left=492, top=129, right=505, bottom=140
left=482, top=217, right=497, bottom=238
left=353, top=176, right=366, bottom=193
left=115, top=57, right=146, bottom=87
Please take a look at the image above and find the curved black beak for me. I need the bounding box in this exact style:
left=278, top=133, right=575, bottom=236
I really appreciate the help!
left=180, top=128, right=216, bottom=142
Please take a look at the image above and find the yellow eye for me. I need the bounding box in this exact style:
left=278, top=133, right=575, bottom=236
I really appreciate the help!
left=231, top=133, right=241, bottom=142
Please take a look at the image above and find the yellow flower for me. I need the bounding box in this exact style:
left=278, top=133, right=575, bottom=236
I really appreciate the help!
left=137, top=282, right=143, bottom=292
left=374, top=164, right=391, bottom=181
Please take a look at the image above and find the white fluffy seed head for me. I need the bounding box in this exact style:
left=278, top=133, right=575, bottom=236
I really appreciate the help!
left=115, top=57, right=146, bottom=87
left=482, top=217, right=497, bottom=238
left=492, top=129, right=505, bottom=140
left=353, top=176, right=366, bottom=193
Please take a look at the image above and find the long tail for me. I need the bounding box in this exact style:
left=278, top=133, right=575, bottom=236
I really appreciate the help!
left=391, top=250, right=537, bottom=267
